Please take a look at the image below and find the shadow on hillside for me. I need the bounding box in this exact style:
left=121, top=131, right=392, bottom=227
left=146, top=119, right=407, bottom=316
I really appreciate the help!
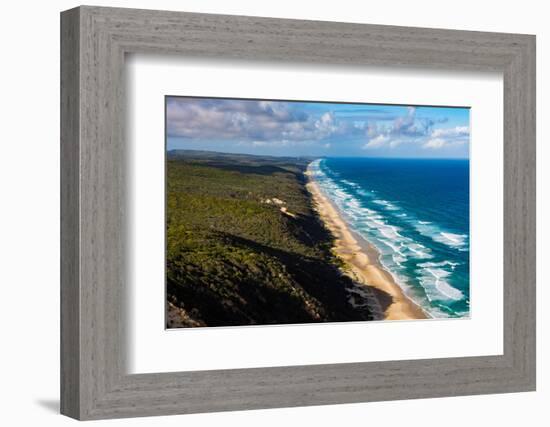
left=217, top=232, right=390, bottom=321
left=369, top=286, right=393, bottom=313
left=167, top=230, right=395, bottom=327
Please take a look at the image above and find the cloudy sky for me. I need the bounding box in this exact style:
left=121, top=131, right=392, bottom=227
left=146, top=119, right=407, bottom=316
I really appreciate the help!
left=166, top=97, right=470, bottom=158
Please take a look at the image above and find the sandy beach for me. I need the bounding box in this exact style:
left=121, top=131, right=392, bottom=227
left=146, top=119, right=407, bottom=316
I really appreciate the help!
left=305, top=167, right=428, bottom=321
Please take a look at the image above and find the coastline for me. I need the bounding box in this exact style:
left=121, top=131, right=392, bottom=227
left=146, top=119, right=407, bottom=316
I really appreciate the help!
left=305, top=162, right=428, bottom=321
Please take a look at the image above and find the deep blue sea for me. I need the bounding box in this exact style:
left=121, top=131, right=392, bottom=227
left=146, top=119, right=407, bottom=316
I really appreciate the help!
left=310, top=157, right=470, bottom=318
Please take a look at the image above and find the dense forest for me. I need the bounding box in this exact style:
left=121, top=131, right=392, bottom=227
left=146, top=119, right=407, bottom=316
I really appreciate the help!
left=166, top=150, right=374, bottom=327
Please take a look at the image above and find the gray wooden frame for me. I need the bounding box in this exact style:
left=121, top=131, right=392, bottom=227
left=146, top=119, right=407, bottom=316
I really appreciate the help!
left=60, top=5, right=536, bottom=420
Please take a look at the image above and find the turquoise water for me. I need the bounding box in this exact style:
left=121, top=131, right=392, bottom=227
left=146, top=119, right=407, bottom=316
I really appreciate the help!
left=310, top=157, right=470, bottom=318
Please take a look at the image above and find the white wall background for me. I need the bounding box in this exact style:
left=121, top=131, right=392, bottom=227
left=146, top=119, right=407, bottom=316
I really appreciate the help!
left=0, top=0, right=546, bottom=425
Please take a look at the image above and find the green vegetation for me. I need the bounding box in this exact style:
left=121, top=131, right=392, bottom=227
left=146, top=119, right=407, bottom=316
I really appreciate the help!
left=166, top=150, right=372, bottom=327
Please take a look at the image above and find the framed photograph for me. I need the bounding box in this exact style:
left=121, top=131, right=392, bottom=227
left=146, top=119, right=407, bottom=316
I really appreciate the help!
left=61, top=6, right=536, bottom=420
left=164, top=97, right=470, bottom=327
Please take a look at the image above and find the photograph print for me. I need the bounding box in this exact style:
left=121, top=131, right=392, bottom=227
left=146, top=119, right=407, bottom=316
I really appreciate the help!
left=165, top=96, right=470, bottom=328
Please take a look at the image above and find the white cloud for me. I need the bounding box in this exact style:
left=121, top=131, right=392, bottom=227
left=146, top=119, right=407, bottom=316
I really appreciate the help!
left=422, top=126, right=470, bottom=149
left=363, top=134, right=390, bottom=149
left=314, top=112, right=338, bottom=138
left=363, top=107, right=439, bottom=149
left=389, top=138, right=406, bottom=148
left=423, top=138, right=446, bottom=149
left=167, top=98, right=349, bottom=144
left=431, top=126, right=469, bottom=138
left=167, top=97, right=469, bottom=155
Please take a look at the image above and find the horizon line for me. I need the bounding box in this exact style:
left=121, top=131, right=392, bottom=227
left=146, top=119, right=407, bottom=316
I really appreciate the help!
left=167, top=148, right=469, bottom=160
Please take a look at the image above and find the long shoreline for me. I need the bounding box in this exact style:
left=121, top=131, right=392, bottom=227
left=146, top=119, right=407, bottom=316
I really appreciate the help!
left=305, top=163, right=428, bottom=321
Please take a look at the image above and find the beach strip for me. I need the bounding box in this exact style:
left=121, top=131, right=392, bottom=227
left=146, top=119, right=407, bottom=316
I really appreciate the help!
left=305, top=169, right=428, bottom=321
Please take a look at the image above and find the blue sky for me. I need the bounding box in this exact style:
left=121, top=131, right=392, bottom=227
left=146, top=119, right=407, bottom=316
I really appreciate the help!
left=166, top=97, right=470, bottom=158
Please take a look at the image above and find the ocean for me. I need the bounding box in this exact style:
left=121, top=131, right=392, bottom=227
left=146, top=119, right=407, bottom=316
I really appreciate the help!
left=309, top=157, right=470, bottom=318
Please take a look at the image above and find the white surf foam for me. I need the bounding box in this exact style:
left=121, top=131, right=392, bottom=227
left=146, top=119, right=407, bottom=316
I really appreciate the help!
left=416, top=262, right=465, bottom=302
left=413, top=221, right=469, bottom=250
left=373, top=199, right=400, bottom=211
left=435, top=232, right=468, bottom=248
left=341, top=179, right=360, bottom=189
left=310, top=158, right=467, bottom=316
